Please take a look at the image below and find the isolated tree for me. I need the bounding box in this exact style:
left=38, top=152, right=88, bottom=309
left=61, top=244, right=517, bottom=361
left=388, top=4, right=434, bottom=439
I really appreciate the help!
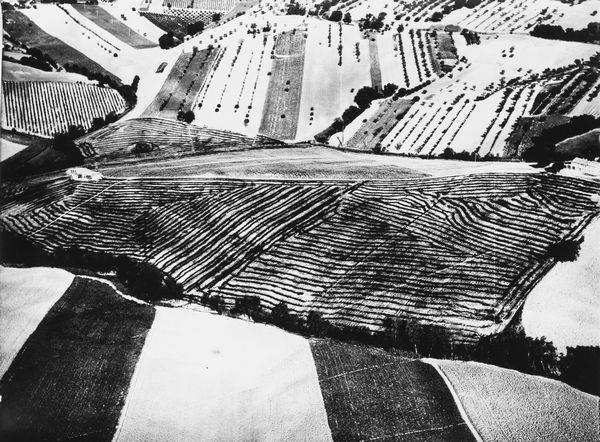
left=329, top=10, right=342, bottom=22
left=131, top=75, right=140, bottom=92
left=343, top=12, right=352, bottom=24
left=212, top=12, right=221, bottom=22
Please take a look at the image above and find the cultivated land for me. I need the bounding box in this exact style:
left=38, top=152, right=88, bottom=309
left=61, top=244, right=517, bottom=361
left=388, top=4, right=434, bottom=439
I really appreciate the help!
left=115, top=308, right=332, bottom=442
left=310, top=339, right=475, bottom=441
left=2, top=173, right=598, bottom=342
left=142, top=48, right=218, bottom=119
left=74, top=117, right=283, bottom=160
left=2, top=81, right=126, bottom=138
left=431, top=359, right=600, bottom=442
left=0, top=266, right=74, bottom=379
left=0, top=276, right=155, bottom=441
left=2, top=10, right=121, bottom=84
left=259, top=30, right=307, bottom=140
left=522, top=216, right=600, bottom=352
left=1, top=61, right=93, bottom=83
left=72, top=4, right=157, bottom=49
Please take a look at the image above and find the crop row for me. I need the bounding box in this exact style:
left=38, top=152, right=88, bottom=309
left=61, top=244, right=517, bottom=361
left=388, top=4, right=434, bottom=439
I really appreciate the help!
left=3, top=173, right=598, bottom=342
left=75, top=117, right=282, bottom=160
left=1, top=81, right=125, bottom=138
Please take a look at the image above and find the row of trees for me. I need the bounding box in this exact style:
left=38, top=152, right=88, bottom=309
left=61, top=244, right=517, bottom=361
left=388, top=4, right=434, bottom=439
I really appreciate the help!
left=195, top=291, right=598, bottom=396
left=0, top=233, right=183, bottom=302
left=1, top=231, right=596, bottom=395
left=531, top=23, right=600, bottom=44
left=314, top=84, right=398, bottom=142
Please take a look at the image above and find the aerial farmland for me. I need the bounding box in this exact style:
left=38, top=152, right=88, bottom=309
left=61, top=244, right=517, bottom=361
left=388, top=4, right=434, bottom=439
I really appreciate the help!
left=1, top=0, right=599, bottom=440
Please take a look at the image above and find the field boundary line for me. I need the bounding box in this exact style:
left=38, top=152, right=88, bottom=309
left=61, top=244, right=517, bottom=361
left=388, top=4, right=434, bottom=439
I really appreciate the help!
left=422, top=359, right=484, bottom=442
left=78, top=275, right=149, bottom=305
left=30, top=178, right=132, bottom=235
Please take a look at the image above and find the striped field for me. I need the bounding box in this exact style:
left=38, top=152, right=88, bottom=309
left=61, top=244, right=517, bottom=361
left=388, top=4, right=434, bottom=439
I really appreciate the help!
left=2, top=172, right=599, bottom=342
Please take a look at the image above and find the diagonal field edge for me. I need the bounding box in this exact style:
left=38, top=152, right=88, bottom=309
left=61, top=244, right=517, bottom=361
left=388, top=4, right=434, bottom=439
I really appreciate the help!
left=0, top=277, right=155, bottom=441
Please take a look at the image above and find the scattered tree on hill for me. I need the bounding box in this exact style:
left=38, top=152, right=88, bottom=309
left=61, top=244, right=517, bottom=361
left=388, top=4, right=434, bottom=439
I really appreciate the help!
left=131, top=75, right=140, bottom=93
left=329, top=10, right=343, bottom=22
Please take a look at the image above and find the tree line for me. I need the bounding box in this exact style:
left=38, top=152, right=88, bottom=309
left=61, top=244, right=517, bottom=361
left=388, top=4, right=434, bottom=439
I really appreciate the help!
left=1, top=231, right=596, bottom=396
left=531, top=23, right=600, bottom=44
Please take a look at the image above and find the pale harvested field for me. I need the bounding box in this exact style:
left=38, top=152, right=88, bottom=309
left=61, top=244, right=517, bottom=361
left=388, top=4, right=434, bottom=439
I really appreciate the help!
left=431, top=360, right=600, bottom=442
left=114, top=308, right=333, bottom=442
left=0, top=138, right=29, bottom=161
left=99, top=146, right=536, bottom=179
left=522, top=215, right=600, bottom=352
left=0, top=266, right=74, bottom=379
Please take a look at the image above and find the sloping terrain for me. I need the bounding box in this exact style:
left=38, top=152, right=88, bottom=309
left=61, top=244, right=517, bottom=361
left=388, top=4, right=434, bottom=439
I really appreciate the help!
left=0, top=275, right=155, bottom=441
left=2, top=266, right=596, bottom=441
left=430, top=359, right=600, bottom=442
left=0, top=266, right=74, bottom=379
left=74, top=117, right=285, bottom=161
left=2, top=173, right=599, bottom=342
left=311, top=339, right=476, bottom=441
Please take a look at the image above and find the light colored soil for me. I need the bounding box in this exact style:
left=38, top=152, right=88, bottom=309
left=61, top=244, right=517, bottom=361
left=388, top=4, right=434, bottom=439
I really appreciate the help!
left=431, top=359, right=600, bottom=442
left=0, top=266, right=74, bottom=379
left=114, top=308, right=333, bottom=442
left=1, top=137, right=29, bottom=161
left=98, top=145, right=536, bottom=179
left=522, top=214, right=600, bottom=353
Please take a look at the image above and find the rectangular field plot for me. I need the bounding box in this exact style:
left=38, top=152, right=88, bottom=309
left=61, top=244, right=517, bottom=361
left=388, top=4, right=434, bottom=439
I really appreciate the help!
left=114, top=308, right=332, bottom=441
left=310, top=339, right=475, bottom=441
left=191, top=35, right=275, bottom=135
left=0, top=277, right=155, bottom=441
left=258, top=30, right=306, bottom=141
left=73, top=5, right=157, bottom=48
left=297, top=21, right=371, bottom=140
left=3, top=173, right=599, bottom=342
left=142, top=48, right=217, bottom=119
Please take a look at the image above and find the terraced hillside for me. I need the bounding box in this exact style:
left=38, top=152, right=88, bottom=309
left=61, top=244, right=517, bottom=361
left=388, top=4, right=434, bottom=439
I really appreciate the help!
left=1, top=81, right=127, bottom=138
left=75, top=117, right=284, bottom=160
left=2, top=173, right=599, bottom=342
